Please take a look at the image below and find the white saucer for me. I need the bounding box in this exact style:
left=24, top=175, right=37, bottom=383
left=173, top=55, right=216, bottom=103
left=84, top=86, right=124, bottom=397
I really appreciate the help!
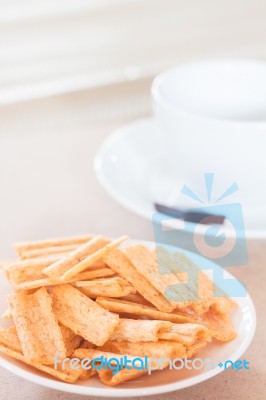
left=0, top=239, right=256, bottom=396
left=95, top=117, right=266, bottom=238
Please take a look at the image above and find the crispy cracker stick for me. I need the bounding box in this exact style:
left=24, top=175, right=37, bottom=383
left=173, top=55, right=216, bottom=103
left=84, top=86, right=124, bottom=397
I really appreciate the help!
left=119, top=293, right=154, bottom=306
left=96, top=297, right=196, bottom=323
left=97, top=367, right=148, bottom=387
left=211, top=296, right=236, bottom=314
left=0, top=344, right=85, bottom=383
left=5, top=256, right=63, bottom=285
left=123, top=245, right=195, bottom=307
left=0, top=326, right=21, bottom=352
left=109, top=318, right=172, bottom=342
left=73, top=348, right=148, bottom=387
left=6, top=257, right=106, bottom=276
left=199, top=306, right=237, bottom=342
left=0, top=324, right=84, bottom=358
left=61, top=236, right=128, bottom=281
left=5, top=255, right=62, bottom=271
left=20, top=244, right=79, bottom=260
left=99, top=339, right=187, bottom=359
left=14, top=234, right=94, bottom=256
left=60, top=325, right=83, bottom=357
left=104, top=249, right=175, bottom=312
left=50, top=284, right=119, bottom=346
left=42, top=236, right=110, bottom=279
left=75, top=277, right=136, bottom=298
left=158, top=323, right=210, bottom=345
left=155, top=247, right=233, bottom=315
left=8, top=287, right=66, bottom=364
left=15, top=267, right=115, bottom=291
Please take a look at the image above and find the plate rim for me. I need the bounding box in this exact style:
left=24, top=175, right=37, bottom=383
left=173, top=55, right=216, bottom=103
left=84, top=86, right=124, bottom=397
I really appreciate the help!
left=0, top=239, right=257, bottom=397
left=94, top=116, right=266, bottom=239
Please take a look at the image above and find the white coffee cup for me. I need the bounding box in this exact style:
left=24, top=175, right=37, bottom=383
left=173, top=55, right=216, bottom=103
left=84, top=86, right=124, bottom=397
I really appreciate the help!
left=151, top=59, right=266, bottom=207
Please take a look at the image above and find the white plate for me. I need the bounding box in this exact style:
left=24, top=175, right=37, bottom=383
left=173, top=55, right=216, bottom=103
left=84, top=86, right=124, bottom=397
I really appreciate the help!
left=0, top=239, right=256, bottom=397
left=95, top=117, right=266, bottom=238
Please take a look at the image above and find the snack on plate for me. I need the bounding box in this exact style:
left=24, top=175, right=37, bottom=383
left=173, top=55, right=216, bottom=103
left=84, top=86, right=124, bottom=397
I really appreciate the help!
left=0, top=234, right=237, bottom=386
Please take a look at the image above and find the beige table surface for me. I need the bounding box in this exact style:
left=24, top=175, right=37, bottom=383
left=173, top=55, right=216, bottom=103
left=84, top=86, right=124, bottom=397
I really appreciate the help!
left=0, top=90, right=265, bottom=399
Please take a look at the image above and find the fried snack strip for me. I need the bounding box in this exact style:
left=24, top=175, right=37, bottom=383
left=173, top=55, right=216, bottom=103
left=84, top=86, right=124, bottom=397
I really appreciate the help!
left=73, top=348, right=148, bottom=387
left=74, top=348, right=148, bottom=386
left=96, top=297, right=196, bottom=323
left=0, top=326, right=21, bottom=352
left=8, top=287, right=66, bottom=364
left=108, top=318, right=209, bottom=345
left=16, top=267, right=115, bottom=291
left=97, top=367, right=147, bottom=387
left=20, top=245, right=79, bottom=260
left=98, top=339, right=187, bottom=359
left=123, top=245, right=195, bottom=307
left=104, top=249, right=175, bottom=312
left=61, top=236, right=128, bottom=281
left=5, top=256, right=63, bottom=285
left=0, top=325, right=82, bottom=358
left=50, top=284, right=119, bottom=346
left=158, top=323, right=210, bottom=345
left=60, top=325, right=83, bottom=357
left=13, top=234, right=94, bottom=256
left=109, top=318, right=172, bottom=342
left=199, top=306, right=237, bottom=342
left=156, top=246, right=236, bottom=315
left=75, top=277, right=136, bottom=298
left=0, top=344, right=86, bottom=383
left=42, top=236, right=110, bottom=279
left=119, top=293, right=154, bottom=306
left=5, top=256, right=108, bottom=286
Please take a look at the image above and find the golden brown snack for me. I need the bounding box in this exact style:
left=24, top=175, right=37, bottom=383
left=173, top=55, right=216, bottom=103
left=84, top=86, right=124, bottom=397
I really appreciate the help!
left=14, top=234, right=94, bottom=256
left=50, top=284, right=119, bottom=346
left=60, top=325, right=83, bottom=357
left=75, top=277, right=136, bottom=298
left=61, top=236, right=128, bottom=281
left=0, top=326, right=21, bottom=352
left=158, top=323, right=210, bottom=345
left=20, top=245, right=79, bottom=260
left=98, top=339, right=187, bottom=359
left=123, top=245, right=191, bottom=306
left=0, top=344, right=87, bottom=383
left=0, top=234, right=238, bottom=387
left=97, top=367, right=147, bottom=386
left=104, top=249, right=175, bottom=312
left=109, top=318, right=172, bottom=342
left=109, top=318, right=210, bottom=345
left=96, top=297, right=196, bottom=323
left=8, top=287, right=66, bottom=364
left=42, top=236, right=110, bottom=279
left=199, top=305, right=237, bottom=342
left=15, top=267, right=115, bottom=291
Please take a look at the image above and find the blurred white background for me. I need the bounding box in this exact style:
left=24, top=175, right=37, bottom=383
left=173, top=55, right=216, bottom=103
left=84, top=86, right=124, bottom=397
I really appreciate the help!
left=1, top=0, right=266, bottom=112
left=0, top=0, right=266, bottom=256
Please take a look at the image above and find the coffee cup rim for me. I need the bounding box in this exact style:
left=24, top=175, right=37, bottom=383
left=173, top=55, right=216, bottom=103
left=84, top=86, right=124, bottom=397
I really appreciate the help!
left=151, top=58, right=266, bottom=128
